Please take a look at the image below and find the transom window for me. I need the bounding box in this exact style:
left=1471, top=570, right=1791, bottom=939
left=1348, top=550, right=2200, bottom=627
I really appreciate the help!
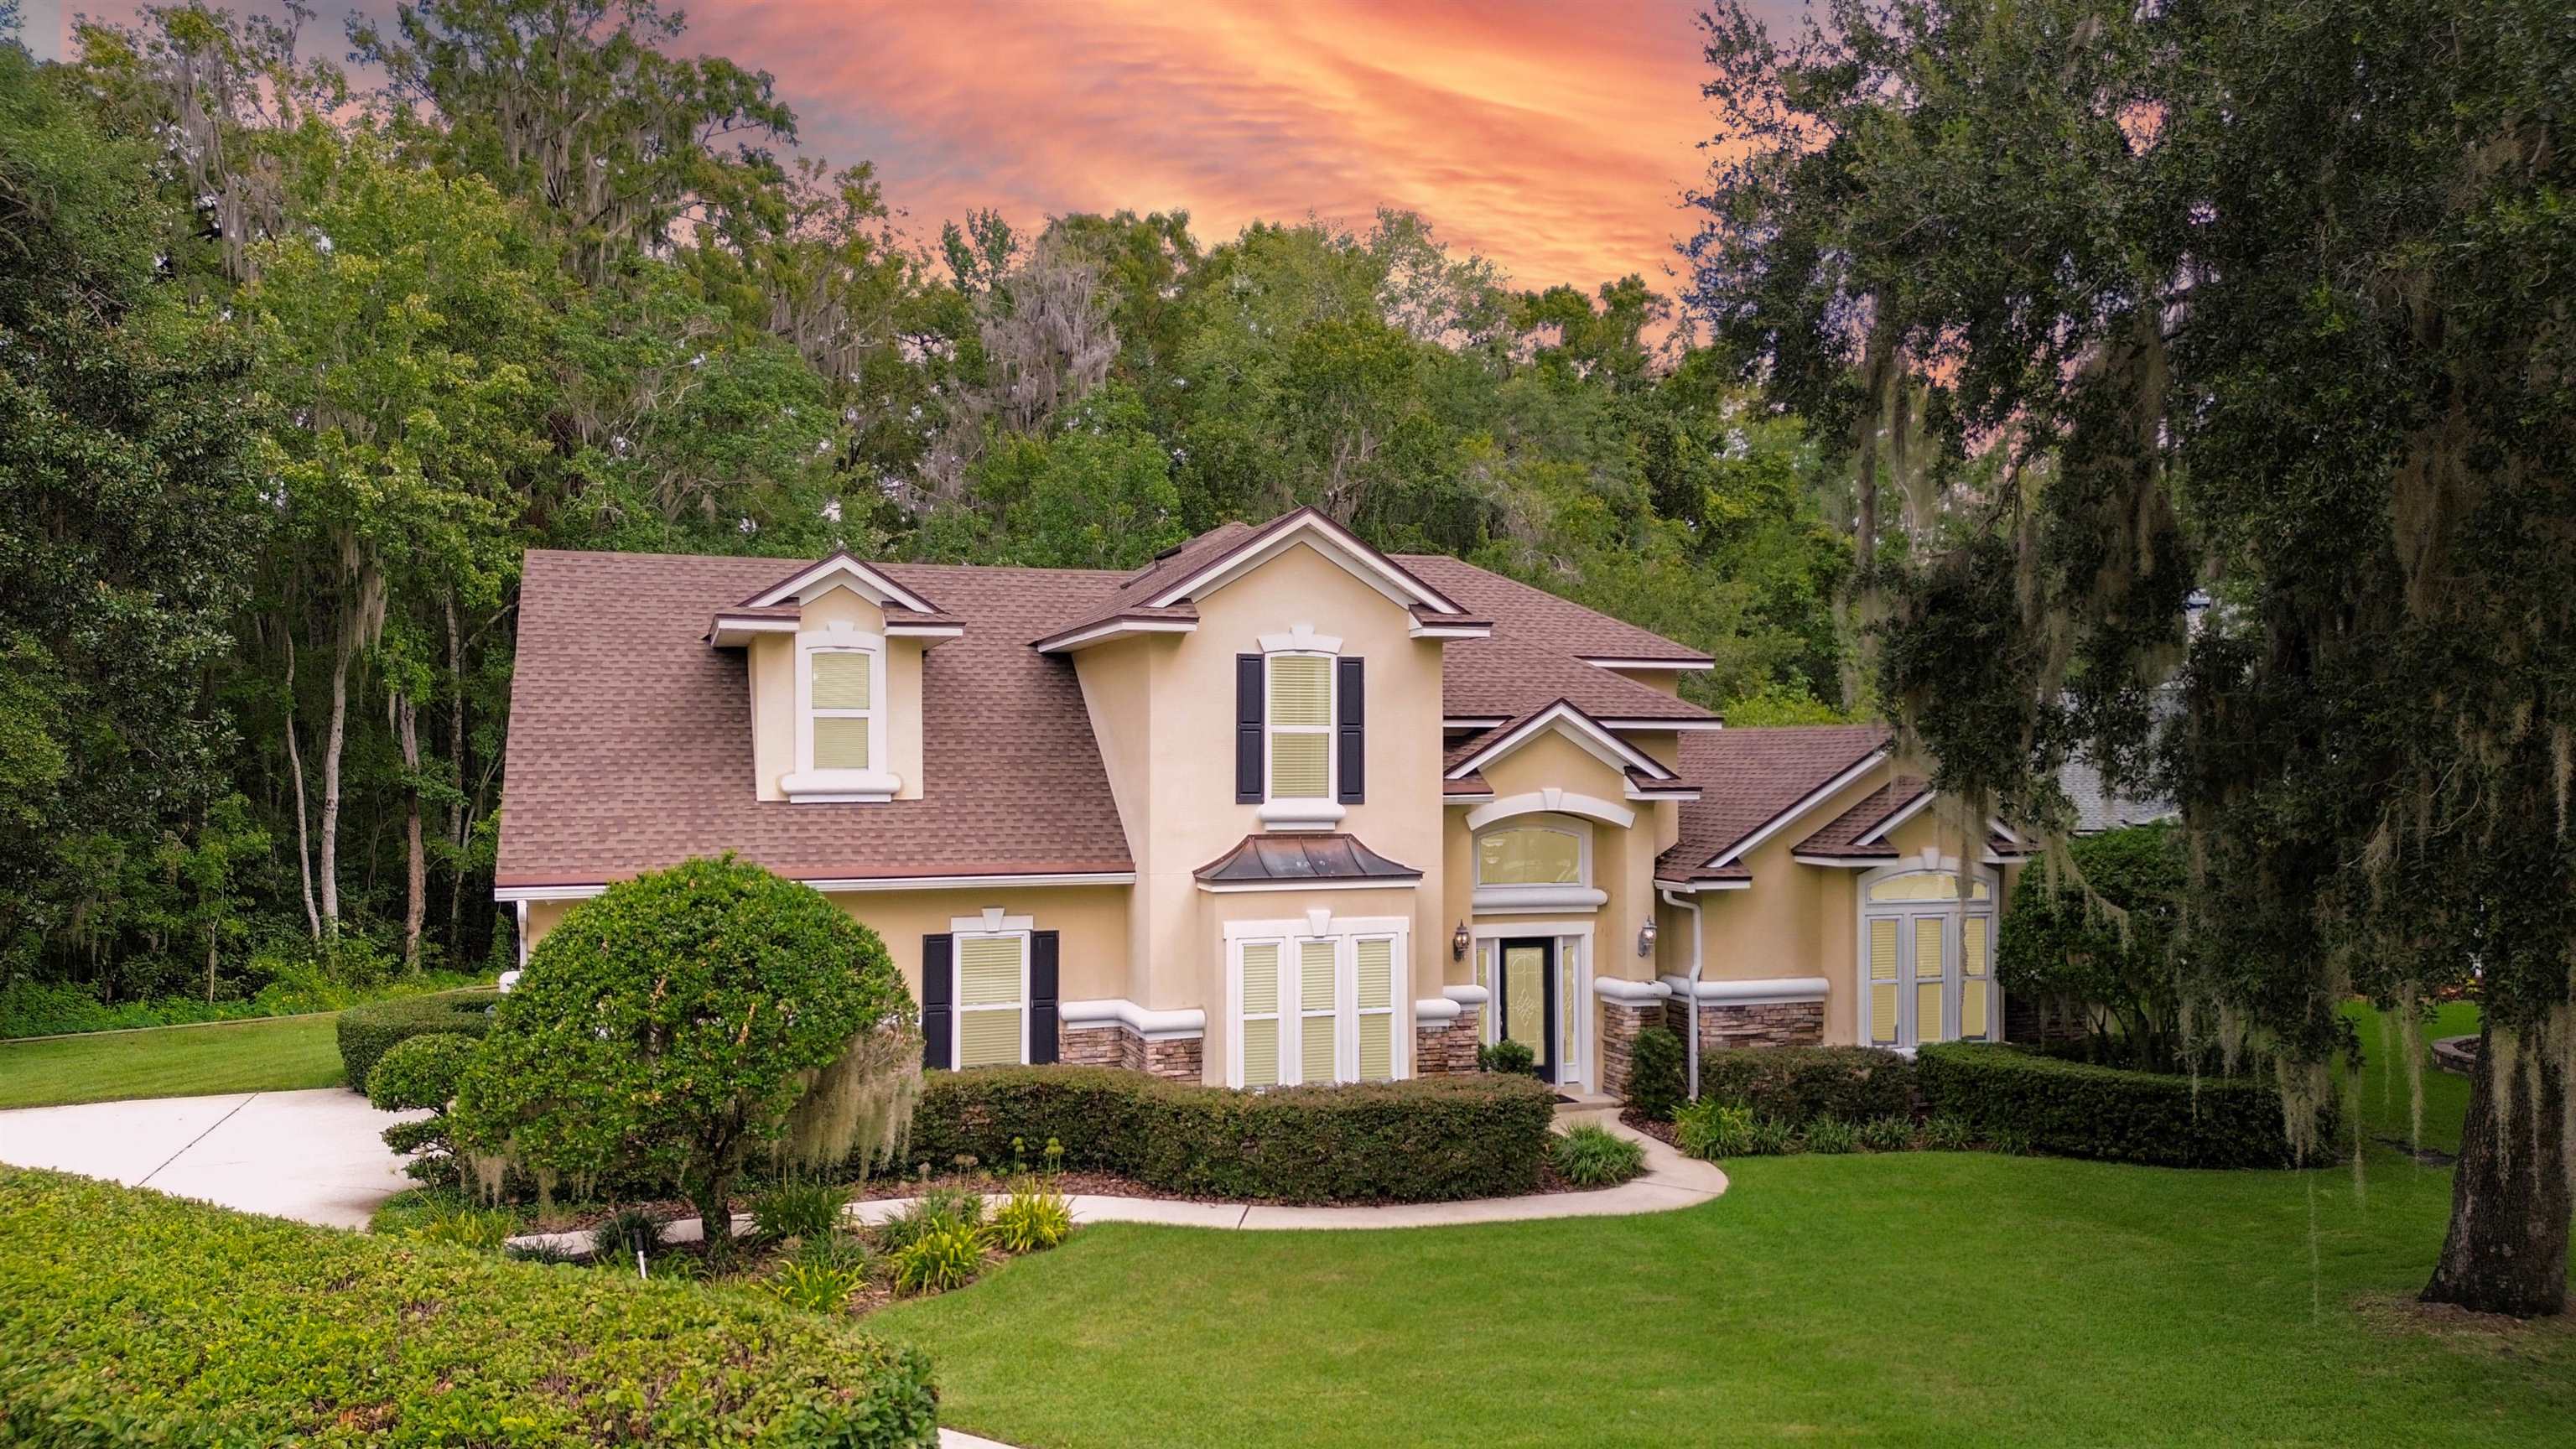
left=1266, top=652, right=1333, bottom=802
left=1230, top=926, right=1404, bottom=1088
left=1476, top=823, right=1585, bottom=886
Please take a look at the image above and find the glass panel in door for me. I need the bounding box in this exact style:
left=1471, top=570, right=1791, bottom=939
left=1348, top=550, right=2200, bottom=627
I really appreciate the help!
left=1499, top=941, right=1553, bottom=1079
left=1912, top=914, right=1946, bottom=1046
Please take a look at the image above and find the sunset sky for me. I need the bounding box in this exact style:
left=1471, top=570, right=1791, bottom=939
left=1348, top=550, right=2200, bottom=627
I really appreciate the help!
left=34, top=0, right=1776, bottom=293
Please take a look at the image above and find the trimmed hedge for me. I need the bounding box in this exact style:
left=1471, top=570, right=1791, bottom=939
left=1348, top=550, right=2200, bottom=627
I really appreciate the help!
left=907, top=1066, right=1557, bottom=1203
left=1917, top=1042, right=2331, bottom=1168
left=0, top=1166, right=938, bottom=1446
left=337, top=989, right=498, bottom=1092
left=366, top=1031, right=479, bottom=1112
left=1696, top=1046, right=1914, bottom=1125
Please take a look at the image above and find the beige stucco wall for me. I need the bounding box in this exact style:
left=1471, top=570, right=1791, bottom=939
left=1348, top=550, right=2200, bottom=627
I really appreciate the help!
left=746, top=586, right=926, bottom=802
left=1449, top=730, right=1663, bottom=990
left=519, top=883, right=1131, bottom=1017
left=1074, top=540, right=1450, bottom=1076
left=1687, top=769, right=2024, bottom=1045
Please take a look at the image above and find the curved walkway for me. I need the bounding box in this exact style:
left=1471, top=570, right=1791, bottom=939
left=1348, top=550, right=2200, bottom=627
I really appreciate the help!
left=507, top=1109, right=1724, bottom=1255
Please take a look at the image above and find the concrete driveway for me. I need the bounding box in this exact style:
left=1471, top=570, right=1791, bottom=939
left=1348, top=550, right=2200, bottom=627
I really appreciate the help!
left=0, top=1088, right=425, bottom=1229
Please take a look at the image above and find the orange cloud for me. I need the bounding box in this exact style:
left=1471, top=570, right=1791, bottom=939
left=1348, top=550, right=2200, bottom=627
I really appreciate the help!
left=690, top=0, right=1740, bottom=291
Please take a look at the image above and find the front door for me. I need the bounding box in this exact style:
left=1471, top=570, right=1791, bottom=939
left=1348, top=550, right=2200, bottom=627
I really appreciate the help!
left=1497, top=937, right=1559, bottom=1083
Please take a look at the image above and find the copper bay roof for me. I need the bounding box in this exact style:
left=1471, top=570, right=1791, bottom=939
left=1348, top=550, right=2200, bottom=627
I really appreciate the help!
left=1193, top=833, right=1423, bottom=886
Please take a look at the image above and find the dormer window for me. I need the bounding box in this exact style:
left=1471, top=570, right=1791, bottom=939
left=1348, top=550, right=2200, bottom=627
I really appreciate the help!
left=783, top=626, right=900, bottom=802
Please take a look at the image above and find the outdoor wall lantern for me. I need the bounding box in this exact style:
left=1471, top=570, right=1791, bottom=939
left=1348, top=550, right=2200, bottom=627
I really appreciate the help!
left=1637, top=920, right=1659, bottom=957
left=1452, top=921, right=1471, bottom=961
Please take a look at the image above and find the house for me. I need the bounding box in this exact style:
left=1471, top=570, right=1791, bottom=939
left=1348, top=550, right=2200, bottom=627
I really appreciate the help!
left=496, top=507, right=2028, bottom=1098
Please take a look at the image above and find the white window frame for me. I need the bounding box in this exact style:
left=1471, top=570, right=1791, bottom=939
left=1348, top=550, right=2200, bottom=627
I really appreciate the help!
left=948, top=917, right=1033, bottom=1069
left=784, top=624, right=899, bottom=802
left=1470, top=814, right=1605, bottom=913
left=1223, top=915, right=1409, bottom=1087
left=1255, top=627, right=1346, bottom=831
left=1855, top=861, right=2000, bottom=1051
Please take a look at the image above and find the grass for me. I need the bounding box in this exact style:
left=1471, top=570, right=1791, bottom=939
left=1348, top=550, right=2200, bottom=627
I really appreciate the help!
left=2345, top=996, right=2480, bottom=1157
left=876, top=1003, right=2570, bottom=1448
left=0, top=1013, right=346, bottom=1109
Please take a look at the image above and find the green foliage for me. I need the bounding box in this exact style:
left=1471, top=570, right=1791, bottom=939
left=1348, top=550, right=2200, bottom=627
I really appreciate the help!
left=335, top=989, right=497, bottom=1090
left=1856, top=1116, right=1918, bottom=1152
left=753, top=1179, right=854, bottom=1244
left=1998, top=825, right=2194, bottom=1069
left=1673, top=1100, right=1755, bottom=1160
left=1478, top=1038, right=1535, bottom=1075
left=1915, top=1044, right=2331, bottom=1170
left=1919, top=1114, right=1976, bottom=1152
left=986, top=1184, right=1075, bottom=1254
left=763, top=1259, right=866, bottom=1315
left=591, top=1207, right=667, bottom=1262
left=402, top=1205, right=520, bottom=1253
left=1625, top=1026, right=1686, bottom=1121
left=0, top=1166, right=938, bottom=1446
left=877, top=1187, right=986, bottom=1257
left=0, top=966, right=487, bottom=1040
left=1800, top=1117, right=1860, bottom=1155
left=910, top=1066, right=1558, bottom=1204
left=1550, top=1124, right=1647, bottom=1187
left=1696, top=1046, right=1914, bottom=1127
left=888, top=1223, right=985, bottom=1296
left=365, top=1031, right=478, bottom=1110
left=451, top=857, right=912, bottom=1248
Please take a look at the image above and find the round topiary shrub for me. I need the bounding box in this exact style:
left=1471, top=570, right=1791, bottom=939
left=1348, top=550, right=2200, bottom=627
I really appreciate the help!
left=365, top=1031, right=479, bottom=1111
left=450, top=856, right=916, bottom=1252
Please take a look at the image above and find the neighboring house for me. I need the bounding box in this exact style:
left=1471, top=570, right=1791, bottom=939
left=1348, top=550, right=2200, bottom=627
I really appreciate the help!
left=497, top=507, right=2028, bottom=1099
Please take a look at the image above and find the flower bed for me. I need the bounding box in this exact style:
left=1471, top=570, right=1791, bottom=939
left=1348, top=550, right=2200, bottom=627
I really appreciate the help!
left=0, top=1166, right=937, bottom=1447
left=906, top=1066, right=1558, bottom=1203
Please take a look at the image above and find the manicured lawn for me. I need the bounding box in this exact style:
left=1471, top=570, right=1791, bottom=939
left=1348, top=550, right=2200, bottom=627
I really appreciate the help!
left=880, top=1004, right=2568, bottom=1448
left=2345, top=997, right=2480, bottom=1156
left=0, top=1014, right=345, bottom=1109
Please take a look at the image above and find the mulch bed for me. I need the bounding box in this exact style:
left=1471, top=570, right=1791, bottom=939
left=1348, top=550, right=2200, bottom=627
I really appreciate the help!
left=1622, top=1109, right=1680, bottom=1149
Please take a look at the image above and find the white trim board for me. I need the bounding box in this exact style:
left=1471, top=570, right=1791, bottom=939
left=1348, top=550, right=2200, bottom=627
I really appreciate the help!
left=1146, top=511, right=1465, bottom=617
left=492, top=870, right=1135, bottom=904
left=1442, top=701, right=1680, bottom=782
left=1577, top=657, right=1715, bottom=672
left=743, top=553, right=940, bottom=614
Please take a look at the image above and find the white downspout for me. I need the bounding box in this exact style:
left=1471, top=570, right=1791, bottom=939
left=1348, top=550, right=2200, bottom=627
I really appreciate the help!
left=1660, top=887, right=1703, bottom=1100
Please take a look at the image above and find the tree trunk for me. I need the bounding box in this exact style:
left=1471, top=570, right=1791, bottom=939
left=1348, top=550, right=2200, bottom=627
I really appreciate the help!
left=281, top=631, right=322, bottom=942
left=395, top=689, right=426, bottom=974
left=445, top=595, right=466, bottom=944
left=319, top=611, right=351, bottom=936
left=2423, top=1011, right=2571, bottom=1318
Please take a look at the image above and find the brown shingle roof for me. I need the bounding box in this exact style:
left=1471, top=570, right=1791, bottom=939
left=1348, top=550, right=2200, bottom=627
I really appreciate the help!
left=1655, top=725, right=1893, bottom=883
left=1793, top=778, right=1927, bottom=860
left=1394, top=555, right=1711, bottom=663
left=1440, top=633, right=1714, bottom=724
left=496, top=550, right=1135, bottom=888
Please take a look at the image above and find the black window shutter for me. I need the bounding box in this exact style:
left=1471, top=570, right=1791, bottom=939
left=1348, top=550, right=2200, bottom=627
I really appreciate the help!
left=920, top=934, right=953, bottom=1070
left=1028, top=931, right=1060, bottom=1064
left=1235, top=653, right=1265, bottom=802
left=1337, top=657, right=1365, bottom=803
